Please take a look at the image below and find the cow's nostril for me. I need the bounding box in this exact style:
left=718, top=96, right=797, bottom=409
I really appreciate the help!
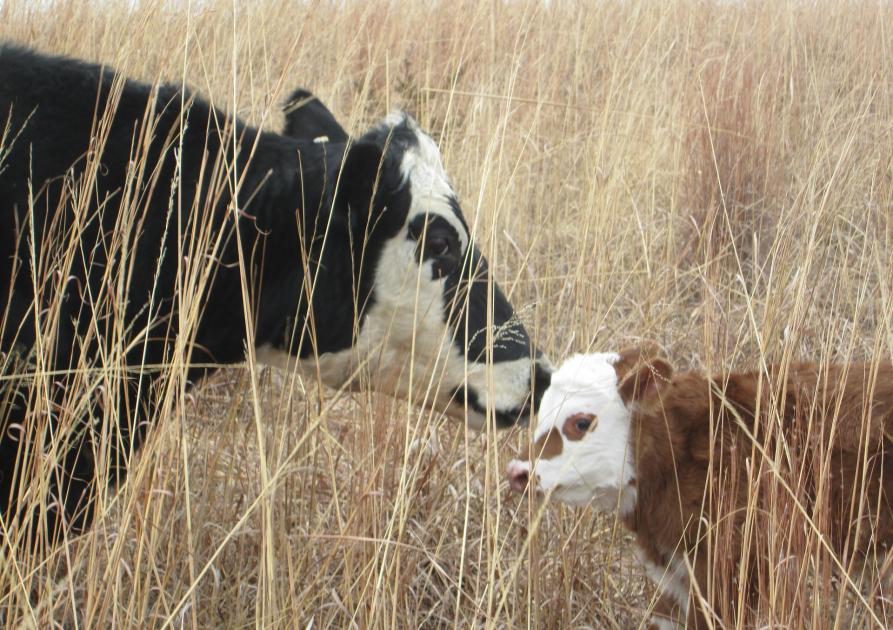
left=507, top=462, right=531, bottom=493
left=510, top=470, right=529, bottom=493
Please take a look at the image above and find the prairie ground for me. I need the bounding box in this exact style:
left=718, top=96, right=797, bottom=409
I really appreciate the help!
left=1, top=0, right=892, bottom=627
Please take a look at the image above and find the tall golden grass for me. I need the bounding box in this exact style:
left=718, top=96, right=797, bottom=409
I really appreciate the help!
left=0, top=0, right=891, bottom=627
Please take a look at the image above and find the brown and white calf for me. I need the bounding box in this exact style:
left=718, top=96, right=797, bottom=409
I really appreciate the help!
left=507, top=346, right=893, bottom=628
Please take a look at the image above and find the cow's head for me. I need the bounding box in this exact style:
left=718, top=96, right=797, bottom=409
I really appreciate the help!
left=263, top=90, right=551, bottom=429
left=506, top=344, right=668, bottom=510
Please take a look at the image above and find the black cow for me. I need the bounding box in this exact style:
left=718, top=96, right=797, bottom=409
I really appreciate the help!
left=0, top=45, right=551, bottom=540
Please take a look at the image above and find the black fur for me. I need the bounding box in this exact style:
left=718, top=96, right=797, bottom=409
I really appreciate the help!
left=283, top=88, right=349, bottom=143
left=0, top=45, right=546, bottom=542
left=0, top=46, right=409, bottom=539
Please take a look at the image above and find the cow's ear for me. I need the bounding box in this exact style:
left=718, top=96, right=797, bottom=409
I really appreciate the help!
left=614, top=342, right=667, bottom=383
left=618, top=357, right=673, bottom=406
left=336, top=141, right=388, bottom=225
left=282, top=89, right=349, bottom=144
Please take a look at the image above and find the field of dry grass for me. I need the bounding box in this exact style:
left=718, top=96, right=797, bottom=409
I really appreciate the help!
left=1, top=0, right=892, bottom=627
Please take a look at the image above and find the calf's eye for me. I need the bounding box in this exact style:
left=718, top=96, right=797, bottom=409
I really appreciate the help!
left=563, top=412, right=597, bottom=441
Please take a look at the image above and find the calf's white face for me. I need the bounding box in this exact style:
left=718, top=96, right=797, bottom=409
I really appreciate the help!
left=507, top=353, right=637, bottom=513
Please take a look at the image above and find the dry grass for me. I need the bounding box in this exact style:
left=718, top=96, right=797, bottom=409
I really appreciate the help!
left=1, top=0, right=892, bottom=627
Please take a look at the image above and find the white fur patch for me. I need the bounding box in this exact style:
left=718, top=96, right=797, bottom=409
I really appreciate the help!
left=648, top=616, right=682, bottom=630
left=394, top=113, right=469, bottom=253
left=256, top=230, right=461, bottom=402
left=638, top=548, right=690, bottom=625
left=515, top=352, right=637, bottom=512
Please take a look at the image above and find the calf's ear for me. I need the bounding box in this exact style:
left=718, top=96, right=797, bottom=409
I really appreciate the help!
left=618, top=358, right=673, bottom=406
left=614, top=342, right=667, bottom=383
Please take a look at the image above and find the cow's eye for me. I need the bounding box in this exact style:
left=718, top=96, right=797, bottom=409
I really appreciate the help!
left=563, top=412, right=597, bottom=441
left=426, top=235, right=453, bottom=258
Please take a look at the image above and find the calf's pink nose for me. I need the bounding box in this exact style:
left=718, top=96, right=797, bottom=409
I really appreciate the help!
left=507, top=460, right=531, bottom=493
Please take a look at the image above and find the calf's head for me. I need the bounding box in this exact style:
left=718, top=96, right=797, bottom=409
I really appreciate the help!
left=506, top=344, right=670, bottom=511
left=263, top=91, right=551, bottom=429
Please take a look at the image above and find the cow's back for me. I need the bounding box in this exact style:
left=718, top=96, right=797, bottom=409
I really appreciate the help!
left=0, top=45, right=256, bottom=533
left=0, top=45, right=236, bottom=368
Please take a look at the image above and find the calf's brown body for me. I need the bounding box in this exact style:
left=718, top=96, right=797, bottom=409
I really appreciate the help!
left=625, top=358, right=893, bottom=627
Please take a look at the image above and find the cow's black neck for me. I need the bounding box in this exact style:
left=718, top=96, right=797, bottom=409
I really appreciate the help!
left=187, top=130, right=388, bottom=378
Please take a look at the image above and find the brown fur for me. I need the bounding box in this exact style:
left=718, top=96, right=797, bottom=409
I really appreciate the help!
left=563, top=412, right=597, bottom=441
left=613, top=342, right=668, bottom=384
left=621, top=358, right=893, bottom=628
left=530, top=427, right=563, bottom=461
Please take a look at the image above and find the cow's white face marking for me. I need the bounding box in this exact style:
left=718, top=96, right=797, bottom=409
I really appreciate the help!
left=258, top=113, right=543, bottom=429
left=386, top=112, right=470, bottom=254
left=508, top=353, right=637, bottom=511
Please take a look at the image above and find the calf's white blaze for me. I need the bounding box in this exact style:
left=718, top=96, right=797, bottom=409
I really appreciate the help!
left=509, top=352, right=636, bottom=512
